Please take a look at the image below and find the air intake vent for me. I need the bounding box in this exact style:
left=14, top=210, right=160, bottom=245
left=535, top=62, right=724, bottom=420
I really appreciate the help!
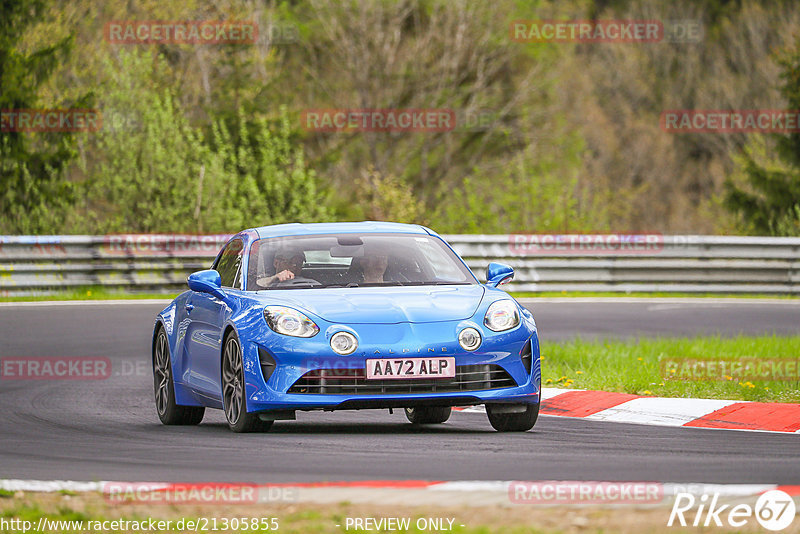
left=287, top=364, right=516, bottom=395
left=520, top=340, right=532, bottom=374
left=258, top=347, right=277, bottom=383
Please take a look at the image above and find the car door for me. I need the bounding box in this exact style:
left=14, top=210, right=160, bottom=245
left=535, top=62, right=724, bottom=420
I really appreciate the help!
left=184, top=238, right=244, bottom=401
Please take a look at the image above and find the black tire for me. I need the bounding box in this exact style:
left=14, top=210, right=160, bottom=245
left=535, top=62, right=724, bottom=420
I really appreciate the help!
left=404, top=406, right=452, bottom=424
left=222, top=332, right=273, bottom=433
left=486, top=403, right=539, bottom=432
left=153, top=327, right=205, bottom=425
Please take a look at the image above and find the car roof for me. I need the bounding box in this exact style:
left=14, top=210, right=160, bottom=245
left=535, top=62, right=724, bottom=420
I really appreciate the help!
left=252, top=221, right=432, bottom=239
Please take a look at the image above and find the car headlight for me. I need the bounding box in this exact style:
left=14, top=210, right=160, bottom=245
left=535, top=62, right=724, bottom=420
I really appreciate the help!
left=484, top=300, right=520, bottom=332
left=330, top=331, right=358, bottom=355
left=264, top=306, right=319, bottom=337
left=458, top=327, right=482, bottom=351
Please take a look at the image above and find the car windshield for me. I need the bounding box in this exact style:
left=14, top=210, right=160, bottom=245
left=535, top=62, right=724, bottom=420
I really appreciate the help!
left=246, top=233, right=476, bottom=290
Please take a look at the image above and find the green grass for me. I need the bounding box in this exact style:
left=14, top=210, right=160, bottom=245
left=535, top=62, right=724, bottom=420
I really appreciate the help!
left=2, top=286, right=797, bottom=303
left=1, top=503, right=91, bottom=527
left=0, top=286, right=178, bottom=302
left=541, top=335, right=800, bottom=402
left=0, top=501, right=557, bottom=534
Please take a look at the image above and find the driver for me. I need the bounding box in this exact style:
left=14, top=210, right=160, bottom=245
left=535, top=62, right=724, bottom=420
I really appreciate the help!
left=258, top=249, right=317, bottom=287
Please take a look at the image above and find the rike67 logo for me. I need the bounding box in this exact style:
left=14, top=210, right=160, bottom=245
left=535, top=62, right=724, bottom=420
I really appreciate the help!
left=668, top=490, right=796, bottom=531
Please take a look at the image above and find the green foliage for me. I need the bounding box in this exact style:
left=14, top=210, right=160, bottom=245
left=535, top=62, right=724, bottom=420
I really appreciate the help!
left=80, top=49, right=327, bottom=234
left=724, top=40, right=800, bottom=236
left=543, top=335, right=800, bottom=403
left=0, top=0, right=91, bottom=233
left=77, top=50, right=204, bottom=232
left=348, top=167, right=423, bottom=224
left=5, top=0, right=800, bottom=235
left=204, top=108, right=329, bottom=232
left=431, top=130, right=603, bottom=233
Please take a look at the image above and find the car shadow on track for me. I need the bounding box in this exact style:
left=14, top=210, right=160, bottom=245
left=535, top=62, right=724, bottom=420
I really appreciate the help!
left=193, top=421, right=498, bottom=435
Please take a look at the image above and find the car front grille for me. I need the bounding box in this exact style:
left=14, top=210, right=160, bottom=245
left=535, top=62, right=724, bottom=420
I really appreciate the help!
left=287, top=364, right=517, bottom=395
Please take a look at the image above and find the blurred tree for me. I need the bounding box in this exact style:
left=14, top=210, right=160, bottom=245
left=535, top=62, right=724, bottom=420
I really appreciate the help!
left=80, top=50, right=206, bottom=232
left=0, top=0, right=92, bottom=233
left=349, top=166, right=423, bottom=223
left=82, top=49, right=327, bottom=234
left=431, top=129, right=605, bottom=233
left=205, top=106, right=330, bottom=231
left=724, top=40, right=800, bottom=236
left=7, top=0, right=800, bottom=235
left=300, top=0, right=567, bottom=228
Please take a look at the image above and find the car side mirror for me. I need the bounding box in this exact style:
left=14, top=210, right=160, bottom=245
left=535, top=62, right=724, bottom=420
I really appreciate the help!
left=188, top=269, right=226, bottom=300
left=486, top=262, right=514, bottom=288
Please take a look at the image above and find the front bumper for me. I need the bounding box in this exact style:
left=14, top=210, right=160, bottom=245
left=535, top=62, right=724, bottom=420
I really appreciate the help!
left=241, top=319, right=541, bottom=413
left=247, top=383, right=540, bottom=412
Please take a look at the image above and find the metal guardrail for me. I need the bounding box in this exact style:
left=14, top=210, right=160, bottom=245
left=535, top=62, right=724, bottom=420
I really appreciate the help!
left=1, top=234, right=799, bottom=295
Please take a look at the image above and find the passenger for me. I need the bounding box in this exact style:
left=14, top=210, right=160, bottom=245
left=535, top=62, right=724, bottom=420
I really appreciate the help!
left=361, top=254, right=389, bottom=283
left=350, top=253, right=389, bottom=284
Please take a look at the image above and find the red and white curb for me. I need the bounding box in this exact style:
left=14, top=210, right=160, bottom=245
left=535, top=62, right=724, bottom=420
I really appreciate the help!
left=1, top=479, right=798, bottom=507
left=456, top=388, right=800, bottom=434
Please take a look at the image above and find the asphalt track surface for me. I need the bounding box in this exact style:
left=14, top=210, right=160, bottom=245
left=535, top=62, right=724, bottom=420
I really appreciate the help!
left=0, top=298, right=798, bottom=484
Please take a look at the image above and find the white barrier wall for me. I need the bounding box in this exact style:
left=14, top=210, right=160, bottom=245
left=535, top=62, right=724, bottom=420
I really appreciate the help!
left=1, top=234, right=798, bottom=295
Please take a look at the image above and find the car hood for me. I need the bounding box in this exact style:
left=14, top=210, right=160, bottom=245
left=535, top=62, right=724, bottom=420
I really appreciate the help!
left=252, top=285, right=486, bottom=324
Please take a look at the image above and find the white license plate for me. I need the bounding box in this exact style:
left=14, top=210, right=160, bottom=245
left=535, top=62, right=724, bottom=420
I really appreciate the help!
left=366, top=357, right=456, bottom=380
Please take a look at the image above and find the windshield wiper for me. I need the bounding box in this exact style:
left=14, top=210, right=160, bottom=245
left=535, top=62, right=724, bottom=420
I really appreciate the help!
left=263, top=281, right=471, bottom=290
left=399, top=281, right=470, bottom=286
left=268, top=283, right=320, bottom=290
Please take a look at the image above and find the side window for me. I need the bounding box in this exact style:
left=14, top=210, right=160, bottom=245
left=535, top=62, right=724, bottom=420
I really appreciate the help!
left=215, top=239, right=244, bottom=289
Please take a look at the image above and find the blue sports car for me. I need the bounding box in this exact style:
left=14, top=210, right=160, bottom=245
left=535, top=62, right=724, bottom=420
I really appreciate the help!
left=152, top=222, right=541, bottom=432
